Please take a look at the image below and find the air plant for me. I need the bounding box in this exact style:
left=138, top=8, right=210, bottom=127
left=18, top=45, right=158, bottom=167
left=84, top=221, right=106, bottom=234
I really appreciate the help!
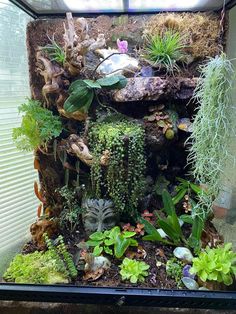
left=186, top=53, right=235, bottom=215
left=143, top=31, right=186, bottom=73
left=43, top=35, right=65, bottom=65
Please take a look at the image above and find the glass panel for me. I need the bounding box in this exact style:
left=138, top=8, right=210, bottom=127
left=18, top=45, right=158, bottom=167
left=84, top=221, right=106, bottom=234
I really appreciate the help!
left=0, top=0, right=38, bottom=275
left=129, top=0, right=230, bottom=11
left=19, top=0, right=230, bottom=14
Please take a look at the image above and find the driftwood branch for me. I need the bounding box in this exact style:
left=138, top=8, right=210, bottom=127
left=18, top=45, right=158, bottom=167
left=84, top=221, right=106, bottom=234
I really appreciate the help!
left=59, top=134, right=109, bottom=167
left=35, top=50, right=63, bottom=106
left=63, top=12, right=106, bottom=76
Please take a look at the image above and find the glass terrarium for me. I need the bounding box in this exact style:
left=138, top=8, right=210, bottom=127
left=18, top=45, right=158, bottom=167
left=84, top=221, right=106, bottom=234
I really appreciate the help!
left=0, top=0, right=236, bottom=309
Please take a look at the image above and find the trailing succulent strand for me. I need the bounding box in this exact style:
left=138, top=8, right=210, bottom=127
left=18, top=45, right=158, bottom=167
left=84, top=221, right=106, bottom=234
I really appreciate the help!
left=44, top=233, right=78, bottom=279
left=187, top=53, right=235, bottom=215
left=56, top=235, right=78, bottom=278
left=88, top=121, right=146, bottom=214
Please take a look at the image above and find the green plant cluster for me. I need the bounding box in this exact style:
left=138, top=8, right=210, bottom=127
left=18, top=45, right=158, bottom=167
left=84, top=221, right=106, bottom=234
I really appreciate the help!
left=58, top=186, right=83, bottom=233
left=143, top=31, right=186, bottom=73
left=12, top=99, right=62, bottom=152
left=166, top=257, right=183, bottom=285
left=190, top=243, right=236, bottom=286
left=85, top=226, right=138, bottom=258
left=89, top=121, right=146, bottom=213
left=172, top=177, right=203, bottom=205
left=187, top=53, right=234, bottom=214
left=43, top=37, right=65, bottom=65
left=44, top=233, right=78, bottom=279
left=3, top=251, right=69, bottom=284
left=141, top=190, right=204, bottom=250
left=64, top=75, right=127, bottom=114
left=119, top=258, right=150, bottom=283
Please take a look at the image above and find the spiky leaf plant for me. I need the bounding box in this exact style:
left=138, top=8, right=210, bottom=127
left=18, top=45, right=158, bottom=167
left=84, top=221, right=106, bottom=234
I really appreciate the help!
left=187, top=53, right=235, bottom=215
left=143, top=31, right=186, bottom=73
left=43, top=37, right=65, bottom=65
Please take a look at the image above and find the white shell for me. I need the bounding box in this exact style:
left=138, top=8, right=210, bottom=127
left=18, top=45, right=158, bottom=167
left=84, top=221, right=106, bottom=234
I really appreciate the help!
left=173, top=247, right=193, bottom=262
left=182, top=277, right=199, bottom=290
left=96, top=48, right=139, bottom=76
left=85, top=256, right=111, bottom=273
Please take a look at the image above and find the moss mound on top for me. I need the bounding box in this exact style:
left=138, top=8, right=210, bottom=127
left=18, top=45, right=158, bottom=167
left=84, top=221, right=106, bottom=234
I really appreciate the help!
left=144, top=12, right=221, bottom=60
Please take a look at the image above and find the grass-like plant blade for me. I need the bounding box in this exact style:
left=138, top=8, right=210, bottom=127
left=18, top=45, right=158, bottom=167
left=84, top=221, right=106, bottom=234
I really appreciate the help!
left=172, top=188, right=188, bottom=205
left=158, top=218, right=181, bottom=242
left=162, top=190, right=183, bottom=237
left=140, top=217, right=163, bottom=241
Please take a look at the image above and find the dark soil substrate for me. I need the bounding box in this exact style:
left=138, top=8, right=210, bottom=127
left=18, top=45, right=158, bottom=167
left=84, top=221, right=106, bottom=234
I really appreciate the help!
left=77, top=241, right=177, bottom=289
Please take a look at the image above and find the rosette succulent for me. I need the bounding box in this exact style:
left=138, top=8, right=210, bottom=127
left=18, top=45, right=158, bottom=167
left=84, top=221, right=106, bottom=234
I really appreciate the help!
left=119, top=258, right=150, bottom=283
left=190, top=243, right=236, bottom=286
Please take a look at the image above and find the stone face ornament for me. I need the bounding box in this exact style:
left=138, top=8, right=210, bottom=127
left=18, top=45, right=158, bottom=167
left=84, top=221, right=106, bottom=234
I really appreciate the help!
left=82, top=199, right=118, bottom=234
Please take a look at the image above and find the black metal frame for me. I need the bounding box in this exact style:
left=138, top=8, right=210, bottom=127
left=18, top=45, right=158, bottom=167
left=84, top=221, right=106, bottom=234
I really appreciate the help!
left=8, top=0, right=236, bottom=19
left=0, top=283, right=236, bottom=309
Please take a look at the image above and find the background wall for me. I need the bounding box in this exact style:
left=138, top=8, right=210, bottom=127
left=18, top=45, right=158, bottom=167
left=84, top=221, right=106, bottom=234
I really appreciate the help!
left=0, top=0, right=38, bottom=275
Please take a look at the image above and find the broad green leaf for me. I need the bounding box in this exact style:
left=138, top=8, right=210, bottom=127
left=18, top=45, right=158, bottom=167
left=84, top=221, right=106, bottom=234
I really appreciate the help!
left=89, top=231, right=105, bottom=241
left=172, top=188, right=188, bottom=205
left=139, top=218, right=162, bottom=241
left=93, top=245, right=103, bottom=256
left=104, top=246, right=113, bottom=255
left=97, top=75, right=120, bottom=87
left=114, top=235, right=130, bottom=258
left=190, top=216, right=204, bottom=243
left=108, top=226, right=121, bottom=239
left=158, top=219, right=181, bottom=241
left=123, top=231, right=136, bottom=238
left=64, top=87, right=94, bottom=113
left=68, top=79, right=87, bottom=93
left=162, top=189, right=175, bottom=216
left=129, top=238, right=138, bottom=246
left=83, top=79, right=101, bottom=89
left=104, top=238, right=114, bottom=246
left=142, top=234, right=158, bottom=241
left=162, top=190, right=183, bottom=237
left=190, top=182, right=203, bottom=194
left=103, top=75, right=128, bottom=90
left=140, top=218, right=163, bottom=241
left=86, top=240, right=103, bottom=247
left=179, top=214, right=193, bottom=224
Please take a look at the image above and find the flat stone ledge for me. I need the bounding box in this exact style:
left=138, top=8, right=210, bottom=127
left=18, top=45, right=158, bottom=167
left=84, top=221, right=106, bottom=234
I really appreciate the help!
left=112, top=77, right=198, bottom=102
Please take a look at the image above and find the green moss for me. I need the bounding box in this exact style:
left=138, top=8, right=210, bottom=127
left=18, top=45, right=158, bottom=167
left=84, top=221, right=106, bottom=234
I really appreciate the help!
left=3, top=251, right=69, bottom=284
left=89, top=121, right=146, bottom=214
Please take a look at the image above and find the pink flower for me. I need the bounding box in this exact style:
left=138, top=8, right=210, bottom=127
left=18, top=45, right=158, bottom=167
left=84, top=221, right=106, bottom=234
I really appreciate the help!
left=117, top=39, right=128, bottom=53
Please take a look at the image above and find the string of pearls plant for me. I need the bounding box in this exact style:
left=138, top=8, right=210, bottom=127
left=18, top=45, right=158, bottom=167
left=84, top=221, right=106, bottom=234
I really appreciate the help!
left=88, top=121, right=146, bottom=214
left=187, top=53, right=235, bottom=215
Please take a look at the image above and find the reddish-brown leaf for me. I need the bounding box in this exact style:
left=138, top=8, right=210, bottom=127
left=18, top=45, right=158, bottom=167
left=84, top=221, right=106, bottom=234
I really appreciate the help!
left=37, top=204, right=42, bottom=218
left=34, top=181, right=46, bottom=203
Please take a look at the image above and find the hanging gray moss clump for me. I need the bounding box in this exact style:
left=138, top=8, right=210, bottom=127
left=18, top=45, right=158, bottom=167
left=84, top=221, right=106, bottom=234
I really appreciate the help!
left=88, top=121, right=146, bottom=214
left=187, top=53, right=235, bottom=215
